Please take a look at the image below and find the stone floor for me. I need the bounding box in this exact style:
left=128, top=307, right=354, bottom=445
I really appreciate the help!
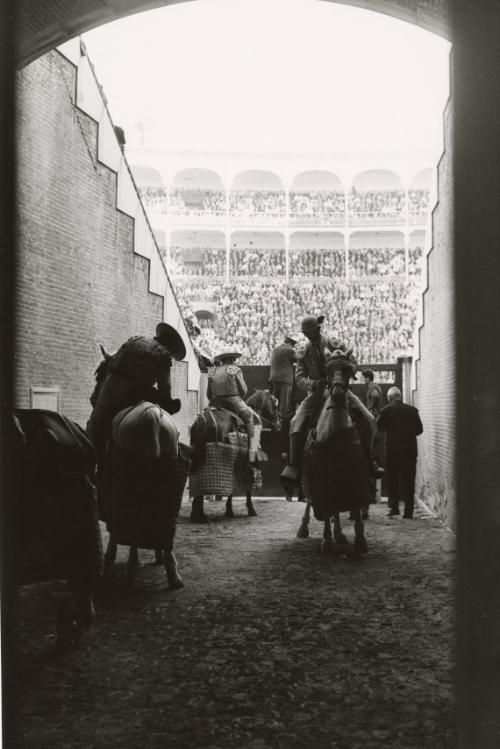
left=10, top=497, right=456, bottom=749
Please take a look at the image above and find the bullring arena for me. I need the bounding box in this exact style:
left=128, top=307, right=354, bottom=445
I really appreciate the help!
left=3, top=1, right=500, bottom=748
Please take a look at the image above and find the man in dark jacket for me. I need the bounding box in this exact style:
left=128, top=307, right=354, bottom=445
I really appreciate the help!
left=377, top=386, right=424, bottom=518
left=269, top=333, right=298, bottom=420
left=87, top=322, right=185, bottom=456
left=361, top=369, right=383, bottom=416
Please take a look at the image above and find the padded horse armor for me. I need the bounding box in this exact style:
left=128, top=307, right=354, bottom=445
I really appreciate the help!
left=112, top=402, right=179, bottom=460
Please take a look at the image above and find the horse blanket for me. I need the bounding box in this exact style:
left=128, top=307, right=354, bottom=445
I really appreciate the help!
left=9, top=410, right=102, bottom=585
left=109, top=443, right=190, bottom=549
left=302, top=426, right=372, bottom=520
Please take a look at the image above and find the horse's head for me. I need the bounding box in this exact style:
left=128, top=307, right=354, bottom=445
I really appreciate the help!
left=90, top=345, right=113, bottom=407
left=325, top=348, right=358, bottom=410
left=247, top=389, right=280, bottom=431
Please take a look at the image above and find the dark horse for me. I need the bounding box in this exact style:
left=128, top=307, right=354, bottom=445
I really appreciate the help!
left=295, top=349, right=375, bottom=556
left=90, top=348, right=189, bottom=589
left=7, top=410, right=102, bottom=649
left=189, top=389, right=280, bottom=522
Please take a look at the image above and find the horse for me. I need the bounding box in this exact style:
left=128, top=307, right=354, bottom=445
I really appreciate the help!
left=189, top=389, right=279, bottom=523
left=90, top=347, right=189, bottom=589
left=6, top=409, right=102, bottom=649
left=294, top=349, right=374, bottom=556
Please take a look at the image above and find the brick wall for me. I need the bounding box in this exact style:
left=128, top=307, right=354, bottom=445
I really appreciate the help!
left=413, top=94, right=455, bottom=529
left=16, top=50, right=199, bottom=443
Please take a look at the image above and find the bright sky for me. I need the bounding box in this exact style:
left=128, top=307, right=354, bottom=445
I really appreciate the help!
left=83, top=0, right=451, bottom=156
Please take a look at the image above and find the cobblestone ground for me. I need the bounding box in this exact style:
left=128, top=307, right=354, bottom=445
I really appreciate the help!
left=12, top=498, right=456, bottom=749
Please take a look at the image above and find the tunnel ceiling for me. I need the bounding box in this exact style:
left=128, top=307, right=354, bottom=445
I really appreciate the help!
left=17, top=0, right=450, bottom=68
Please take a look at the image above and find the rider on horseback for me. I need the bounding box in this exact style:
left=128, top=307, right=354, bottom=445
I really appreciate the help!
left=207, top=351, right=262, bottom=463
left=281, top=314, right=376, bottom=488
left=87, top=322, right=186, bottom=457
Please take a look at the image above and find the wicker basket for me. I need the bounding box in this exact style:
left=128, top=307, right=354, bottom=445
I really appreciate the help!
left=189, top=441, right=239, bottom=497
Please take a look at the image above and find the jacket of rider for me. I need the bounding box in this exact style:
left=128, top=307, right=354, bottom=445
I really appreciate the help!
left=296, top=334, right=343, bottom=393
left=207, top=364, right=248, bottom=400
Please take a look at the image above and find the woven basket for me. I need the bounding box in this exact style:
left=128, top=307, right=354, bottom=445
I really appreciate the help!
left=189, top=441, right=239, bottom=496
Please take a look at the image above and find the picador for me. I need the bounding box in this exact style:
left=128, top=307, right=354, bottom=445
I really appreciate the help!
left=207, top=351, right=262, bottom=463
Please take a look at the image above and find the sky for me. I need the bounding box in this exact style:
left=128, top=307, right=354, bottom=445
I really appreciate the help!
left=83, top=0, right=451, bottom=156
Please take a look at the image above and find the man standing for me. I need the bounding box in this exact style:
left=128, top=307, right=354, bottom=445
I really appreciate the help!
left=361, top=368, right=383, bottom=416
left=207, top=351, right=261, bottom=463
left=377, top=386, right=424, bottom=518
left=87, top=322, right=186, bottom=456
left=269, top=333, right=298, bottom=421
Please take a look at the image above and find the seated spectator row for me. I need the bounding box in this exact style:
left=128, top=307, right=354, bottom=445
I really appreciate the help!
left=139, top=186, right=430, bottom=225
left=175, top=277, right=421, bottom=366
left=167, top=246, right=423, bottom=279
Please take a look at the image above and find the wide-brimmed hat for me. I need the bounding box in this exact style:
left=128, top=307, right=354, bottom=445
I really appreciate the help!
left=155, top=323, right=186, bottom=361
left=213, top=351, right=242, bottom=363
left=301, top=315, right=325, bottom=333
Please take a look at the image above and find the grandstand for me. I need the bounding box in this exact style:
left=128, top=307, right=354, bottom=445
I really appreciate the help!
left=129, top=148, right=432, bottom=366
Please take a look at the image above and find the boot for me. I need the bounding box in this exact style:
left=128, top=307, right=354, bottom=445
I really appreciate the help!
left=280, top=432, right=306, bottom=491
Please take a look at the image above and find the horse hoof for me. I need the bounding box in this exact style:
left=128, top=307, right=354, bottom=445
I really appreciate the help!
left=167, top=575, right=184, bottom=590
left=335, top=533, right=349, bottom=546
left=352, top=538, right=368, bottom=557
left=247, top=508, right=257, bottom=517
left=224, top=510, right=235, bottom=519
left=296, top=526, right=309, bottom=539
left=285, top=495, right=293, bottom=503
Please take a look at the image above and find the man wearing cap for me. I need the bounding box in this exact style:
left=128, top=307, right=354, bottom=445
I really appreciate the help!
left=281, top=315, right=343, bottom=485
left=269, top=333, right=298, bottom=421
left=87, top=322, right=186, bottom=456
left=207, top=351, right=261, bottom=463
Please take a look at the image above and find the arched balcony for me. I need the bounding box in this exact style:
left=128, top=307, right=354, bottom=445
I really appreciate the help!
left=289, top=171, right=345, bottom=228
left=408, top=169, right=432, bottom=225
left=289, top=231, right=346, bottom=282
left=169, top=168, right=226, bottom=226
left=348, top=230, right=406, bottom=281
left=349, top=170, right=405, bottom=226
left=131, top=163, right=167, bottom=216
left=169, top=229, right=227, bottom=283
left=229, top=230, right=286, bottom=281
left=229, top=171, right=286, bottom=226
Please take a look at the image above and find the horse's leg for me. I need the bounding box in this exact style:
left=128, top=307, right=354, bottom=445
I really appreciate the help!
left=321, top=517, right=336, bottom=554
left=225, top=495, right=235, bottom=518
left=124, top=545, right=139, bottom=588
left=352, top=510, right=368, bottom=557
left=190, top=496, right=210, bottom=523
left=246, top=491, right=257, bottom=517
left=332, top=512, right=349, bottom=547
left=104, top=532, right=117, bottom=567
left=296, top=498, right=312, bottom=538
left=161, top=520, right=184, bottom=590
left=56, top=582, right=95, bottom=650
left=297, top=484, right=306, bottom=503
left=154, top=548, right=165, bottom=565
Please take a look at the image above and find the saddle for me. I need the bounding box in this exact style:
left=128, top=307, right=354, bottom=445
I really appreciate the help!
left=14, top=409, right=96, bottom=477
left=206, top=405, right=246, bottom=431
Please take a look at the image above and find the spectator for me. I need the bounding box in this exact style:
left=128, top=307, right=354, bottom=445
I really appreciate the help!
left=361, top=369, right=383, bottom=416
left=377, top=386, right=424, bottom=519
left=269, top=333, right=298, bottom=420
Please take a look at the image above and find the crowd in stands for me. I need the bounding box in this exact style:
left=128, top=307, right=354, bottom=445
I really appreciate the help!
left=168, top=188, right=226, bottom=214
left=408, top=246, right=424, bottom=275
left=167, top=246, right=425, bottom=282
left=138, top=187, right=166, bottom=210
left=229, top=190, right=286, bottom=217
left=169, top=247, right=226, bottom=276
left=408, top=189, right=430, bottom=214
left=175, top=277, right=420, bottom=366
left=229, top=248, right=286, bottom=277
left=348, top=188, right=406, bottom=220
left=348, top=248, right=406, bottom=278
left=289, top=191, right=345, bottom=221
left=290, top=249, right=345, bottom=278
